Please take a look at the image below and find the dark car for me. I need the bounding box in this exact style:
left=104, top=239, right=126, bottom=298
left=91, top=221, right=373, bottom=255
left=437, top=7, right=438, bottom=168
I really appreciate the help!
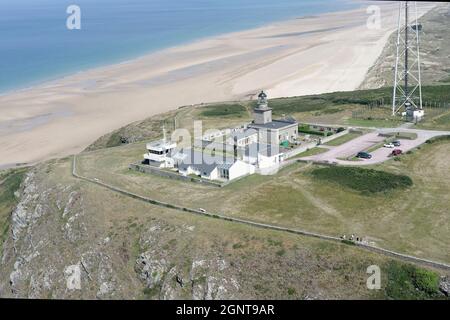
left=356, top=152, right=372, bottom=159
left=391, top=149, right=402, bottom=156
left=393, top=140, right=401, bottom=147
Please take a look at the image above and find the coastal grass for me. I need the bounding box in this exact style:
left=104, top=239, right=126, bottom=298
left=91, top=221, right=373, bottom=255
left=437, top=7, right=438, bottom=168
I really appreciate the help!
left=268, top=85, right=450, bottom=116
left=31, top=156, right=426, bottom=299
left=380, top=132, right=418, bottom=140
left=86, top=84, right=450, bottom=152
left=295, top=147, right=328, bottom=158
left=324, top=132, right=362, bottom=146
left=310, top=167, right=413, bottom=194
left=385, top=261, right=441, bottom=300
left=199, top=103, right=247, bottom=118
left=76, top=137, right=450, bottom=263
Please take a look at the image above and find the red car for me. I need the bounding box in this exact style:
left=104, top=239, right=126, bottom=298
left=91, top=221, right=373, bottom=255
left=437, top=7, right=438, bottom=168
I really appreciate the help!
left=391, top=149, right=402, bottom=156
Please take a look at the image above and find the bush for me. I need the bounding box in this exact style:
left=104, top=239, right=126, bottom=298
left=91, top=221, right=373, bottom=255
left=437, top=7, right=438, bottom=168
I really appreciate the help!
left=385, top=261, right=440, bottom=299
left=341, top=239, right=356, bottom=246
left=425, top=135, right=450, bottom=144
left=200, top=104, right=246, bottom=118
left=311, top=167, right=413, bottom=194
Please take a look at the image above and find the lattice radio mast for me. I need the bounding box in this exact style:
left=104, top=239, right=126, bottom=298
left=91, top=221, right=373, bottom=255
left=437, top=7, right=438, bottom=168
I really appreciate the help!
left=392, top=1, right=423, bottom=122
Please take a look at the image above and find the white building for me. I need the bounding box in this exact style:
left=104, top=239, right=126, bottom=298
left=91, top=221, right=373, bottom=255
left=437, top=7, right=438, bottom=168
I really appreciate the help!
left=176, top=149, right=254, bottom=181
left=227, top=129, right=258, bottom=147
left=248, top=91, right=298, bottom=145
left=243, top=143, right=283, bottom=169
left=140, top=91, right=298, bottom=182
left=143, top=140, right=177, bottom=168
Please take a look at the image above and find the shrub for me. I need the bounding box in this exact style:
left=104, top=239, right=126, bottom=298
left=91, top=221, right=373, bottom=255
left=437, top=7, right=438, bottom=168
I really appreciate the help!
left=311, top=167, right=413, bottom=194
left=341, top=239, right=356, bottom=246
left=200, top=104, right=246, bottom=118
left=385, top=261, right=440, bottom=299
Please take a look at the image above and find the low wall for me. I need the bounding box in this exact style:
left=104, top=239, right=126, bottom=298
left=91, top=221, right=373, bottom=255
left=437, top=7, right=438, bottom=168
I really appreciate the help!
left=129, top=163, right=226, bottom=187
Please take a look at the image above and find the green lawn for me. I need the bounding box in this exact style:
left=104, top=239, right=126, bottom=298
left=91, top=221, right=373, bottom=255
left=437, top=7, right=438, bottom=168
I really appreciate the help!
left=324, top=132, right=362, bottom=146
left=76, top=137, right=450, bottom=264
left=310, top=166, right=413, bottom=194
left=345, top=118, right=403, bottom=128
left=199, top=103, right=247, bottom=118
left=295, top=147, right=328, bottom=158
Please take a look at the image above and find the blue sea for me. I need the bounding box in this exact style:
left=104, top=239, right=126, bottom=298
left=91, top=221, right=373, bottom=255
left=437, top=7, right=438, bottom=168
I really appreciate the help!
left=0, top=0, right=360, bottom=94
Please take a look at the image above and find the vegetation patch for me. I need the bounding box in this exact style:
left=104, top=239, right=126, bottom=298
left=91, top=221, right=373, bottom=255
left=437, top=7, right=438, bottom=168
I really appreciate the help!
left=324, top=132, right=361, bottom=146
left=199, top=104, right=247, bottom=118
left=310, top=167, right=413, bottom=194
left=298, top=124, right=332, bottom=136
left=0, top=168, right=27, bottom=252
left=295, top=147, right=328, bottom=158
left=384, top=261, right=441, bottom=300
left=380, top=132, right=418, bottom=140
left=106, top=132, right=127, bottom=148
left=341, top=239, right=356, bottom=246
left=426, top=135, right=450, bottom=144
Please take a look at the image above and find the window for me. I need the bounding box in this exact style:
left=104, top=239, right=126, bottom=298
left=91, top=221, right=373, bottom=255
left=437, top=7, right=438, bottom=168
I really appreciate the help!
left=149, top=150, right=163, bottom=155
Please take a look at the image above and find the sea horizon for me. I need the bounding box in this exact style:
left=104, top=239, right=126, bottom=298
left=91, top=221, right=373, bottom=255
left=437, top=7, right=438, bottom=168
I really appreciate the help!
left=0, top=0, right=363, bottom=95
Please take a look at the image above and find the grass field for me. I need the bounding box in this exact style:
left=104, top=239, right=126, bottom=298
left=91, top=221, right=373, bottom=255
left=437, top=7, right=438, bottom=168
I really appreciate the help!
left=76, top=136, right=450, bottom=265
left=324, top=132, right=362, bottom=146
left=8, top=156, right=445, bottom=299
left=199, top=103, right=248, bottom=118
left=295, top=147, right=328, bottom=158
left=310, top=167, right=413, bottom=194
left=86, top=84, right=450, bottom=152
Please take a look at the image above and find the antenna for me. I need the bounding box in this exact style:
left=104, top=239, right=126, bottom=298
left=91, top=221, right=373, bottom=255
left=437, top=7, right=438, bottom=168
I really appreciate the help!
left=163, top=123, right=167, bottom=142
left=392, top=1, right=423, bottom=122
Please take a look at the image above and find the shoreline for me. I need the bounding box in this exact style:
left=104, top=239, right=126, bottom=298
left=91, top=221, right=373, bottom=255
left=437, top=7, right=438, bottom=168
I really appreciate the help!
left=0, top=2, right=363, bottom=97
left=0, top=1, right=437, bottom=168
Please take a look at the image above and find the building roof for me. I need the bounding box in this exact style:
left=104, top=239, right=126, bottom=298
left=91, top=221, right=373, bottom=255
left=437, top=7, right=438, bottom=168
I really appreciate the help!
left=244, top=143, right=282, bottom=158
left=176, top=149, right=236, bottom=175
left=146, top=139, right=176, bottom=151
left=249, top=118, right=297, bottom=130
left=178, top=162, right=219, bottom=176
left=217, top=163, right=234, bottom=170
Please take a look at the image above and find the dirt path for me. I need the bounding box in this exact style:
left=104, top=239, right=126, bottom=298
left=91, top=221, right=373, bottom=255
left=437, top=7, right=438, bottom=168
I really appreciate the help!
left=72, top=155, right=450, bottom=272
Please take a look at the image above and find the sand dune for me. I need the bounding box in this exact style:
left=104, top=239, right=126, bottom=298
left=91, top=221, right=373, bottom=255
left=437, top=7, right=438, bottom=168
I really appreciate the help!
left=0, top=1, right=436, bottom=168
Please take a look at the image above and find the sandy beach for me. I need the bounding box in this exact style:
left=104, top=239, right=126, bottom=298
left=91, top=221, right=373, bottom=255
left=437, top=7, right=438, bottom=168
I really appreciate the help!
left=0, top=1, right=436, bottom=168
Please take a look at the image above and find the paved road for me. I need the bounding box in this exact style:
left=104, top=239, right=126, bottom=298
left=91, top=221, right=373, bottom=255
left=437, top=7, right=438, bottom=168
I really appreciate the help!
left=300, top=127, right=450, bottom=165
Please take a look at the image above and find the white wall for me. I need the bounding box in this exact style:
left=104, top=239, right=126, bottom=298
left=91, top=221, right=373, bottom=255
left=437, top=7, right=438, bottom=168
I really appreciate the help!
left=258, top=153, right=279, bottom=169
left=229, top=161, right=255, bottom=180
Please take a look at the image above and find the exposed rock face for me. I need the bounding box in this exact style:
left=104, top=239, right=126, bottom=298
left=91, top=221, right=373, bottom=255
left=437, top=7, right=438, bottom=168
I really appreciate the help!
left=135, top=223, right=239, bottom=300
left=0, top=164, right=241, bottom=299
left=0, top=165, right=120, bottom=299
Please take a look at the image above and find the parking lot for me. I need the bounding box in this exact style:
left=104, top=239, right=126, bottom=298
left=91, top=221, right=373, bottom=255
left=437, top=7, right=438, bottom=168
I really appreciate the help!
left=300, top=128, right=450, bottom=165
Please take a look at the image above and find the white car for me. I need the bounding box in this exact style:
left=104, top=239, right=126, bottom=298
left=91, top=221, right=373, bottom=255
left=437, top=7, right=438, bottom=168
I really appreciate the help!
left=384, top=143, right=395, bottom=148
